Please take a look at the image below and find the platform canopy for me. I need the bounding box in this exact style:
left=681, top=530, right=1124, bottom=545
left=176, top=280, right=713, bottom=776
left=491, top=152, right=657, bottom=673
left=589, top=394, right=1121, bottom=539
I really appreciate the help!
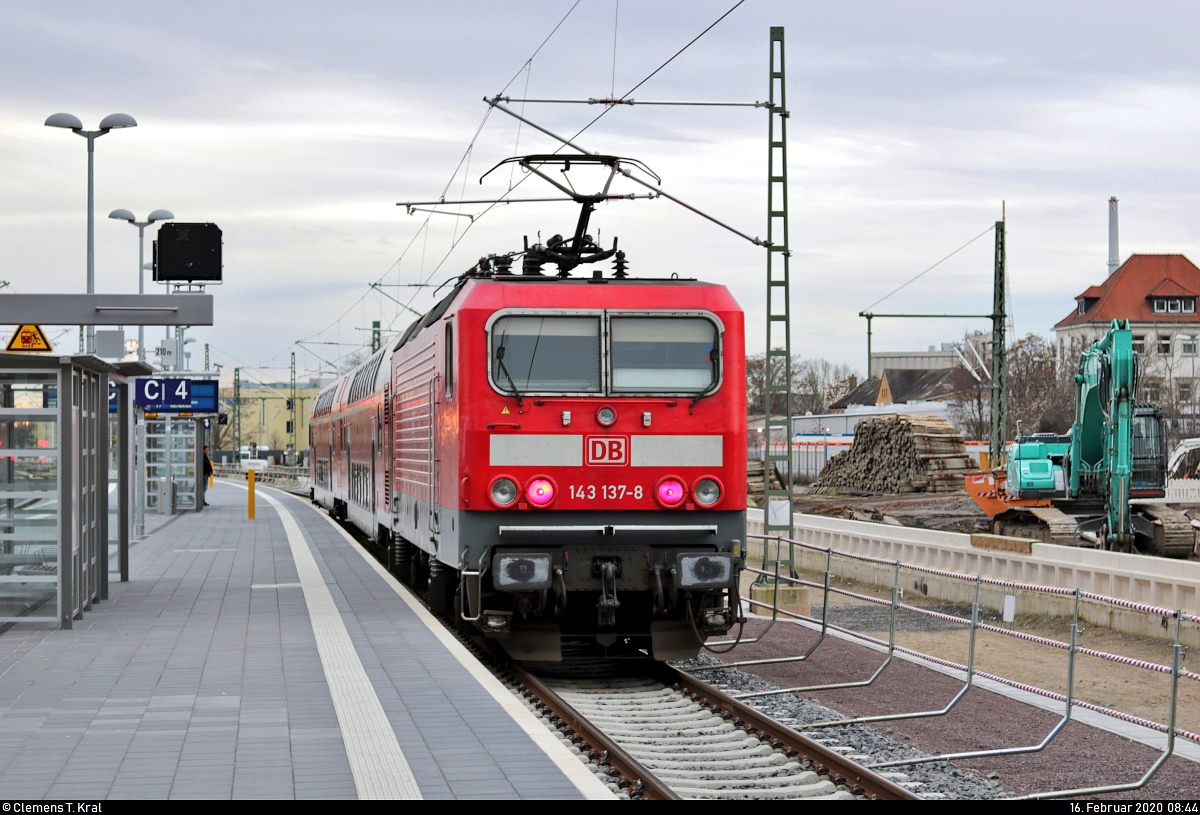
left=0, top=294, right=212, bottom=326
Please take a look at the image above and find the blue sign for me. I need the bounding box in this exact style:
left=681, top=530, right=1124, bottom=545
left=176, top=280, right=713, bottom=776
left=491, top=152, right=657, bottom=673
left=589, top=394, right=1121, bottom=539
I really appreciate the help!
left=135, top=378, right=218, bottom=413
left=109, top=381, right=119, bottom=413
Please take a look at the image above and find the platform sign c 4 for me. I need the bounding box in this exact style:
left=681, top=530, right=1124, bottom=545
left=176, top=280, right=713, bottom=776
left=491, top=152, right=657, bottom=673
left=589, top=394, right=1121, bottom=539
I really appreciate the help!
left=135, top=378, right=219, bottom=413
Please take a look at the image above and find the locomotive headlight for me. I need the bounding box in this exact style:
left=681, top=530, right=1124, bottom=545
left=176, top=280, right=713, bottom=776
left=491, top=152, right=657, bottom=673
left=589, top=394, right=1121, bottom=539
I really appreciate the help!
left=492, top=553, right=553, bottom=591
left=655, top=476, right=686, bottom=508
left=596, top=405, right=617, bottom=427
left=490, top=477, right=519, bottom=507
left=676, top=553, right=735, bottom=589
left=693, top=478, right=722, bottom=507
left=525, top=476, right=557, bottom=507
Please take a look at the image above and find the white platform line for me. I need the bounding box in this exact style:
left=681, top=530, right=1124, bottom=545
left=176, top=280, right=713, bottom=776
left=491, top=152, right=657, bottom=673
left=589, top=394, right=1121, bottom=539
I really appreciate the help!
left=254, top=488, right=423, bottom=800
left=284, top=491, right=616, bottom=800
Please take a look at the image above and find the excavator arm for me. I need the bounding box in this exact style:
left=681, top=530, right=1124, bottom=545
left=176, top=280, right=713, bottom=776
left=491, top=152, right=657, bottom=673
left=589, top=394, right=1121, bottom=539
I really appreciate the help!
left=1069, top=320, right=1135, bottom=547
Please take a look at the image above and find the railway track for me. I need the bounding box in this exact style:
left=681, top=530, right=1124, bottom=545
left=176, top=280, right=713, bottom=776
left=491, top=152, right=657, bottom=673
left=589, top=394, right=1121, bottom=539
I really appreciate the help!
left=335, top=512, right=914, bottom=800
left=498, top=653, right=917, bottom=800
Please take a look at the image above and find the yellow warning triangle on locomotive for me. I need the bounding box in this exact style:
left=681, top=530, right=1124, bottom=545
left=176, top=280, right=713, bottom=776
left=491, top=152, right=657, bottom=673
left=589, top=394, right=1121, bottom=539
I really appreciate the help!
left=501, top=406, right=511, bottom=414
left=5, top=325, right=53, bottom=353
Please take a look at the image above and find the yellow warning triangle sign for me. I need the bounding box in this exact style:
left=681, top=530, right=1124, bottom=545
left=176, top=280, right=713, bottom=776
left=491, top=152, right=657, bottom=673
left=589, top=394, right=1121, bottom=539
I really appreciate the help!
left=5, top=325, right=53, bottom=353
left=501, top=406, right=511, bottom=415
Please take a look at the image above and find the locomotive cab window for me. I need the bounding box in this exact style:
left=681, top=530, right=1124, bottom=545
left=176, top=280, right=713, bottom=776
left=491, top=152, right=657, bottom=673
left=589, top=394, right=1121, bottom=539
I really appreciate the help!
left=610, top=316, right=718, bottom=393
left=491, top=315, right=601, bottom=393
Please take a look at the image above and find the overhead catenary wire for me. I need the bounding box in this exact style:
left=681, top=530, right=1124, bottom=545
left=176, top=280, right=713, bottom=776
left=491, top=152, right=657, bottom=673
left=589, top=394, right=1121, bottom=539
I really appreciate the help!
left=394, top=0, right=751, bottom=321
left=258, top=0, right=749, bottom=376
left=861, top=224, right=997, bottom=313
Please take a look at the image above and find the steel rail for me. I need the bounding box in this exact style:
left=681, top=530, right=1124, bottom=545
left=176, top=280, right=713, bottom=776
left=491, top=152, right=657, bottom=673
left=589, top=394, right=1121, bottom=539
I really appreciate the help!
left=498, top=654, right=680, bottom=800
left=658, top=663, right=918, bottom=800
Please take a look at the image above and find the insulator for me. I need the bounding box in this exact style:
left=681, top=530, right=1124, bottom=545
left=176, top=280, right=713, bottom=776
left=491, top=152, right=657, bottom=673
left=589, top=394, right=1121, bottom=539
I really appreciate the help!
left=612, top=249, right=629, bottom=279
left=494, top=256, right=513, bottom=274
left=522, top=255, right=545, bottom=276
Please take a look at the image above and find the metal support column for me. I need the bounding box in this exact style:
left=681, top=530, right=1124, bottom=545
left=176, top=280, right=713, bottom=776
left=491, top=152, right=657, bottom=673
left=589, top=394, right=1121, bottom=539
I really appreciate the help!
left=58, top=362, right=74, bottom=629
left=118, top=380, right=130, bottom=580
left=989, top=220, right=1007, bottom=465
left=135, top=410, right=145, bottom=537
left=763, top=26, right=795, bottom=573
left=289, top=352, right=297, bottom=455
left=98, top=372, right=110, bottom=601
left=233, top=367, right=241, bottom=458
left=865, top=313, right=872, bottom=379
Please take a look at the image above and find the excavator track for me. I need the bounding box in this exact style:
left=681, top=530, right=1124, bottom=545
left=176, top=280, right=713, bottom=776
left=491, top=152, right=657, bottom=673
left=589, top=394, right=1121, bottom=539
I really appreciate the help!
left=993, top=506, right=1084, bottom=546
left=1132, top=503, right=1197, bottom=559
left=994, top=504, right=1196, bottom=557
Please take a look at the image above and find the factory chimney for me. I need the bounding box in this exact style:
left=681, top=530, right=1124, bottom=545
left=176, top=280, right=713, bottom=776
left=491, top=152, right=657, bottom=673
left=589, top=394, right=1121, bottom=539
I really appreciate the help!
left=1108, top=196, right=1120, bottom=275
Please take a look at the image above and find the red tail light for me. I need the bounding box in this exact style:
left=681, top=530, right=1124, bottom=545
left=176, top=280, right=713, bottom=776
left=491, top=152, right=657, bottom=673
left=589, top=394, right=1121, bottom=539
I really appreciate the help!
left=655, top=476, right=686, bottom=508
left=525, top=477, right=557, bottom=508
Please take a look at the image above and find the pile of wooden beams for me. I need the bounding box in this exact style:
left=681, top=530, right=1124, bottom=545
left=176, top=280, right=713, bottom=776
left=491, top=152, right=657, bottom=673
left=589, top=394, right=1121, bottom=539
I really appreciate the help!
left=746, top=458, right=784, bottom=504
left=813, top=414, right=971, bottom=494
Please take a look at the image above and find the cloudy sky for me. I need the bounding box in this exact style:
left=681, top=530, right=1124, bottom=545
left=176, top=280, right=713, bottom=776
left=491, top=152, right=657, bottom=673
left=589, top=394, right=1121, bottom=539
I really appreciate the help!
left=3, top=1, right=1200, bottom=384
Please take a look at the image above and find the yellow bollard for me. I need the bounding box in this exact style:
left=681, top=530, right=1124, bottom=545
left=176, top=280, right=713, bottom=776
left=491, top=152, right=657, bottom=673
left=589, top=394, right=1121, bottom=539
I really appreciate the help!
left=248, top=469, right=256, bottom=520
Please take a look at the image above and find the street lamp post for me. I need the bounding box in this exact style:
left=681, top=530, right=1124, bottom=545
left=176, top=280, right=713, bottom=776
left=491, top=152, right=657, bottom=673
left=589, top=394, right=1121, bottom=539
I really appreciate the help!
left=108, top=209, right=174, bottom=362
left=44, top=112, right=138, bottom=354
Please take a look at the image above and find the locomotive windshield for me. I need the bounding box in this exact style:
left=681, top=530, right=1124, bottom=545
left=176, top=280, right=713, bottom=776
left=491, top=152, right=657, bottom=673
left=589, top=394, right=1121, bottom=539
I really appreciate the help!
left=491, top=315, right=601, bottom=393
left=610, top=317, right=718, bottom=393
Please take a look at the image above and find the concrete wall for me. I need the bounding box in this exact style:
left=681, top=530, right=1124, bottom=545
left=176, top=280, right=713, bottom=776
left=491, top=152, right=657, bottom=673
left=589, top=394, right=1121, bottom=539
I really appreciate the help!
left=746, top=508, right=1200, bottom=647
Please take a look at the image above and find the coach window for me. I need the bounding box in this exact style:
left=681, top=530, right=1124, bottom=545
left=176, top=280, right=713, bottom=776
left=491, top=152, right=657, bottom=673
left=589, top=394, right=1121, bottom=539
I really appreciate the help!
left=445, top=322, right=454, bottom=399
left=491, top=315, right=601, bottom=393
left=610, top=316, right=719, bottom=393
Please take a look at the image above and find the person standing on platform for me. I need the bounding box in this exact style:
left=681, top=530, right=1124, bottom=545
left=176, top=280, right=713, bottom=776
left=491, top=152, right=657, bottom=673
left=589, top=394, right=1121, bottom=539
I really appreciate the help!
left=202, top=445, right=214, bottom=507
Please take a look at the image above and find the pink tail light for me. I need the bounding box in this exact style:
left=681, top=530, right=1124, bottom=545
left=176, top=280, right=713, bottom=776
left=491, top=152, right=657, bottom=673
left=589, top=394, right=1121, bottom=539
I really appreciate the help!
left=526, top=478, right=556, bottom=507
left=656, top=478, right=685, bottom=506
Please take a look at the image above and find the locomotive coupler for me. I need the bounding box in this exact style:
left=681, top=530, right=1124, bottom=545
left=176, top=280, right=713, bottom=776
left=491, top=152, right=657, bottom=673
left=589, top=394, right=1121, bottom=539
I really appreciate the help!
left=595, top=558, right=621, bottom=628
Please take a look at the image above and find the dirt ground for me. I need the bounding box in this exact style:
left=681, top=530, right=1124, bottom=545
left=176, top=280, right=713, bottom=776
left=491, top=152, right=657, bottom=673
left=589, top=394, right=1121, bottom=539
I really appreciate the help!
left=795, top=492, right=992, bottom=534
left=738, top=565, right=1200, bottom=737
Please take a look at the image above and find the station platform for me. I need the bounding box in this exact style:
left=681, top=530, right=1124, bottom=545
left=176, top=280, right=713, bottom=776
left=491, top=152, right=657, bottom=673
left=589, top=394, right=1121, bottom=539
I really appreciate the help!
left=0, top=482, right=610, bottom=800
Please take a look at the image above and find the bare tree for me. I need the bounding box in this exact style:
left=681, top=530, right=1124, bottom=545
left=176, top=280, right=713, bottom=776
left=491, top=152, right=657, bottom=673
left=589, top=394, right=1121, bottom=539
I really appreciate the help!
left=1005, top=334, right=1071, bottom=435
left=338, top=349, right=368, bottom=373
left=746, top=352, right=860, bottom=415
left=946, top=365, right=988, bottom=440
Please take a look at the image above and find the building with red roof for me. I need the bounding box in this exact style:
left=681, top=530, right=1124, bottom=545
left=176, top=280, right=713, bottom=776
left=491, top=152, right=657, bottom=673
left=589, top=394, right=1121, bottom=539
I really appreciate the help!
left=1053, top=254, right=1200, bottom=409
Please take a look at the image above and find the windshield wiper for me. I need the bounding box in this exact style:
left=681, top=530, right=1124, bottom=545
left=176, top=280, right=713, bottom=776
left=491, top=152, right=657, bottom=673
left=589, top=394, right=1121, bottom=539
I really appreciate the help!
left=689, top=346, right=720, bottom=411
left=495, top=343, right=524, bottom=407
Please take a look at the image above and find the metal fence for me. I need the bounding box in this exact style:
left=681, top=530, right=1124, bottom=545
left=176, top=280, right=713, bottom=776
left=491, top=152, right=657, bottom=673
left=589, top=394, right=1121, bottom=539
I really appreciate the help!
left=215, top=464, right=310, bottom=491
left=747, top=440, right=853, bottom=482
left=686, top=533, right=1199, bottom=799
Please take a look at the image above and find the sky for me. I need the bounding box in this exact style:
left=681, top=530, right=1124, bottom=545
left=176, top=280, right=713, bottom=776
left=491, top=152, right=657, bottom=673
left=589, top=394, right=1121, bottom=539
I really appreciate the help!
left=3, top=0, right=1200, bottom=385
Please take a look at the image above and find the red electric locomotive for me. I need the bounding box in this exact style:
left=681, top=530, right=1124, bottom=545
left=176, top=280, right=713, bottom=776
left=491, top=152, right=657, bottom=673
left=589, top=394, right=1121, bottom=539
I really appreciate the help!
left=311, top=156, right=747, bottom=661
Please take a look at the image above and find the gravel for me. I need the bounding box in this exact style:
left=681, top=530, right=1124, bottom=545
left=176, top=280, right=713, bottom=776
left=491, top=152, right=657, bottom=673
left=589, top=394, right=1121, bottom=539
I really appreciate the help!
left=814, top=601, right=1003, bottom=633
left=674, top=653, right=1009, bottom=800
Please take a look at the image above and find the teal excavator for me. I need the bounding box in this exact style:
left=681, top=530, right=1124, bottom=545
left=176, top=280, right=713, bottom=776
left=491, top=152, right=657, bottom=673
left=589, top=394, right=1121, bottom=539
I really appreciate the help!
left=968, top=320, right=1195, bottom=557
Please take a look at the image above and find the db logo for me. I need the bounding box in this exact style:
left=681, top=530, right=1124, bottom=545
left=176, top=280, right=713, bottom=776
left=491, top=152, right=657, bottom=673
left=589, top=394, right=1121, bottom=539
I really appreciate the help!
left=586, top=435, right=628, bottom=466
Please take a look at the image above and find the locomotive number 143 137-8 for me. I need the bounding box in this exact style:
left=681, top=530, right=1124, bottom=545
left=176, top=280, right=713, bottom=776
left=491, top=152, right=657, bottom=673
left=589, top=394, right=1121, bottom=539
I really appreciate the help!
left=569, top=484, right=644, bottom=500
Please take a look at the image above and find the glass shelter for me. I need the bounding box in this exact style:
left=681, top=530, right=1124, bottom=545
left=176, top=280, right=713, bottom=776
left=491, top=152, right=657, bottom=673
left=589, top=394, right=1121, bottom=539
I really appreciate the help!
left=0, top=354, right=142, bottom=629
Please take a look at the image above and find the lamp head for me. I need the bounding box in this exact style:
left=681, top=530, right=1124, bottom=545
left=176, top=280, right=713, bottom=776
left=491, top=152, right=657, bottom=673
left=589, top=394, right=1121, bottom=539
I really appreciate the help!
left=45, top=112, right=83, bottom=130
left=98, top=113, right=137, bottom=130
left=146, top=209, right=174, bottom=223
left=108, top=209, right=136, bottom=223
